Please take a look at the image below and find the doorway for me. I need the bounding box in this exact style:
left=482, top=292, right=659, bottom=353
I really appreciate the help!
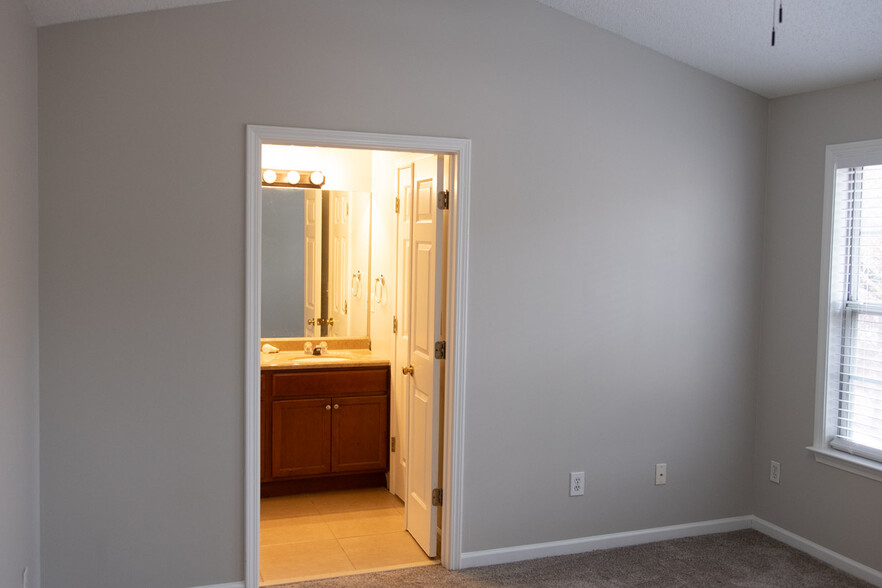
left=245, top=126, right=471, bottom=588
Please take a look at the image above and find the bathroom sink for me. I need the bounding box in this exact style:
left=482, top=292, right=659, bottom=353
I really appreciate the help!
left=292, top=356, right=353, bottom=363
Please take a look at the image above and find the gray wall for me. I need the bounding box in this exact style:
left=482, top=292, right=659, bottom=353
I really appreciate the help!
left=755, top=77, right=882, bottom=572
left=38, top=1, right=767, bottom=586
left=0, top=0, right=40, bottom=587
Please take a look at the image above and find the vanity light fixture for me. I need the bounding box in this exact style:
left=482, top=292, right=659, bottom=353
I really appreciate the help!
left=261, top=168, right=326, bottom=188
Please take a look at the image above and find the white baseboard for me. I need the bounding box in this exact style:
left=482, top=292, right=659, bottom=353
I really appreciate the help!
left=750, top=516, right=882, bottom=587
left=459, top=515, right=752, bottom=568
left=202, top=518, right=880, bottom=586
left=459, top=515, right=882, bottom=587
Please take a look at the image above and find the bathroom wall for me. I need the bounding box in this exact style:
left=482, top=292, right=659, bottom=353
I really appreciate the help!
left=262, top=146, right=373, bottom=339
left=369, top=150, right=428, bottom=362
left=754, top=77, right=882, bottom=572
left=0, top=0, right=40, bottom=586
left=348, top=190, right=372, bottom=338
left=38, top=0, right=767, bottom=586
left=262, top=145, right=373, bottom=192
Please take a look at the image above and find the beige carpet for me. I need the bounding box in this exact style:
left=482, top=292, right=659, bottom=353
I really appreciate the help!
left=270, top=530, right=873, bottom=587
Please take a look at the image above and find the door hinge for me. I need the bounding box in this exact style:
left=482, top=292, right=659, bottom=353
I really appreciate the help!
left=391, top=437, right=396, bottom=452
left=437, top=190, right=449, bottom=210
left=393, top=316, right=398, bottom=334
left=434, top=340, right=446, bottom=360
left=432, top=487, right=443, bottom=507
left=395, top=197, right=400, bottom=214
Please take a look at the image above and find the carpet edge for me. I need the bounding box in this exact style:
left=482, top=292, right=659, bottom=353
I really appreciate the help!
left=750, top=516, right=882, bottom=587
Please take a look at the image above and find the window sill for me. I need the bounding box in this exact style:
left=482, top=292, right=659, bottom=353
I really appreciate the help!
left=807, top=446, right=882, bottom=483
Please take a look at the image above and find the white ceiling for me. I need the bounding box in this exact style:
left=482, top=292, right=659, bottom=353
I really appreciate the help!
left=23, top=0, right=230, bottom=27
left=24, top=0, right=882, bottom=98
left=538, top=0, right=882, bottom=98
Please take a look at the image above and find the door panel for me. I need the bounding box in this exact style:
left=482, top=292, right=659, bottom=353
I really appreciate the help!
left=405, top=155, right=444, bottom=557
left=392, top=164, right=414, bottom=499
left=304, top=190, right=322, bottom=337
left=329, top=191, right=351, bottom=336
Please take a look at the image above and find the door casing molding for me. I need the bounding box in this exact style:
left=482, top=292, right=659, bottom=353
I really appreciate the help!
left=245, top=125, right=471, bottom=587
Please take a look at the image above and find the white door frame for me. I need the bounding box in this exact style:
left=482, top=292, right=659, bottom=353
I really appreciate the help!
left=245, top=125, right=471, bottom=588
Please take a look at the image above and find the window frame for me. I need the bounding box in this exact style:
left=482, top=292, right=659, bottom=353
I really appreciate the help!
left=811, top=138, right=882, bottom=483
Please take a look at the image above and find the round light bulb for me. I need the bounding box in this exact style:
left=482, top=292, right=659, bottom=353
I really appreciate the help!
left=286, top=171, right=301, bottom=184
left=310, top=171, right=325, bottom=185
left=262, top=169, right=277, bottom=183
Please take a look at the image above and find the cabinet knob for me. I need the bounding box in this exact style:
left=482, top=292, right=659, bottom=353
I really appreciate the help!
left=402, top=365, right=414, bottom=376
left=333, top=404, right=340, bottom=410
left=325, top=404, right=331, bottom=411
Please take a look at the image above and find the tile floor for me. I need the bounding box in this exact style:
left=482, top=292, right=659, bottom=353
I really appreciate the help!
left=260, top=487, right=437, bottom=585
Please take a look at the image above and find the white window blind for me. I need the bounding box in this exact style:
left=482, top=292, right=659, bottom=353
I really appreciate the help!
left=827, top=163, right=882, bottom=463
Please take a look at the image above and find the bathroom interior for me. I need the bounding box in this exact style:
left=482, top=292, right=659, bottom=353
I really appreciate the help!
left=258, top=143, right=447, bottom=585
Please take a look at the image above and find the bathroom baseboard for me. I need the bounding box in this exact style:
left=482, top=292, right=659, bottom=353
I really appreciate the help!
left=459, top=515, right=752, bottom=568
left=190, top=582, right=245, bottom=588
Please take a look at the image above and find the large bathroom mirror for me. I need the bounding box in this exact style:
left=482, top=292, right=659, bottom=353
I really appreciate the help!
left=261, top=188, right=372, bottom=339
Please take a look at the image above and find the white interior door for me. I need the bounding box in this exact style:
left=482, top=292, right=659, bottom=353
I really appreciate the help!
left=329, top=191, right=351, bottom=336
left=392, top=164, right=414, bottom=499
left=405, top=155, right=444, bottom=557
left=303, top=189, right=322, bottom=337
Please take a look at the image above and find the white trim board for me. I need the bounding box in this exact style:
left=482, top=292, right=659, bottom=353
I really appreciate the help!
left=459, top=516, right=752, bottom=568
left=190, top=583, right=245, bottom=588
left=244, top=125, right=472, bottom=588
left=750, top=516, right=882, bottom=587
left=460, top=516, right=882, bottom=587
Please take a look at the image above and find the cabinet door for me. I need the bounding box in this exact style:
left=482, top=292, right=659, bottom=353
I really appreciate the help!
left=272, top=398, right=332, bottom=478
left=332, top=395, right=389, bottom=473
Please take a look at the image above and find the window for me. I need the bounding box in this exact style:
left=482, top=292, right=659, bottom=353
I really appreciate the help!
left=815, top=139, right=882, bottom=480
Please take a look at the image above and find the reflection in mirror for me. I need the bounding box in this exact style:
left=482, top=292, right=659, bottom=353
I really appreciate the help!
left=261, top=188, right=371, bottom=338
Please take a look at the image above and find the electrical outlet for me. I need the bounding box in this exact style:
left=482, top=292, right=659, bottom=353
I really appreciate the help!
left=570, top=471, right=585, bottom=496
left=770, top=460, right=781, bottom=484
left=655, top=463, right=667, bottom=485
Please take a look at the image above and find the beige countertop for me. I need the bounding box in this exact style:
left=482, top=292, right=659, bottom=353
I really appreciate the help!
left=260, top=349, right=390, bottom=371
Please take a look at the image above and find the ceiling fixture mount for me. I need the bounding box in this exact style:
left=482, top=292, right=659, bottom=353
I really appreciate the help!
left=771, top=0, right=784, bottom=46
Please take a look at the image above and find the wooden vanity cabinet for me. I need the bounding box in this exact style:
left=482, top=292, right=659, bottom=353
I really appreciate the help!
left=261, top=366, right=390, bottom=496
left=331, top=394, right=389, bottom=473
left=272, top=397, right=333, bottom=477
